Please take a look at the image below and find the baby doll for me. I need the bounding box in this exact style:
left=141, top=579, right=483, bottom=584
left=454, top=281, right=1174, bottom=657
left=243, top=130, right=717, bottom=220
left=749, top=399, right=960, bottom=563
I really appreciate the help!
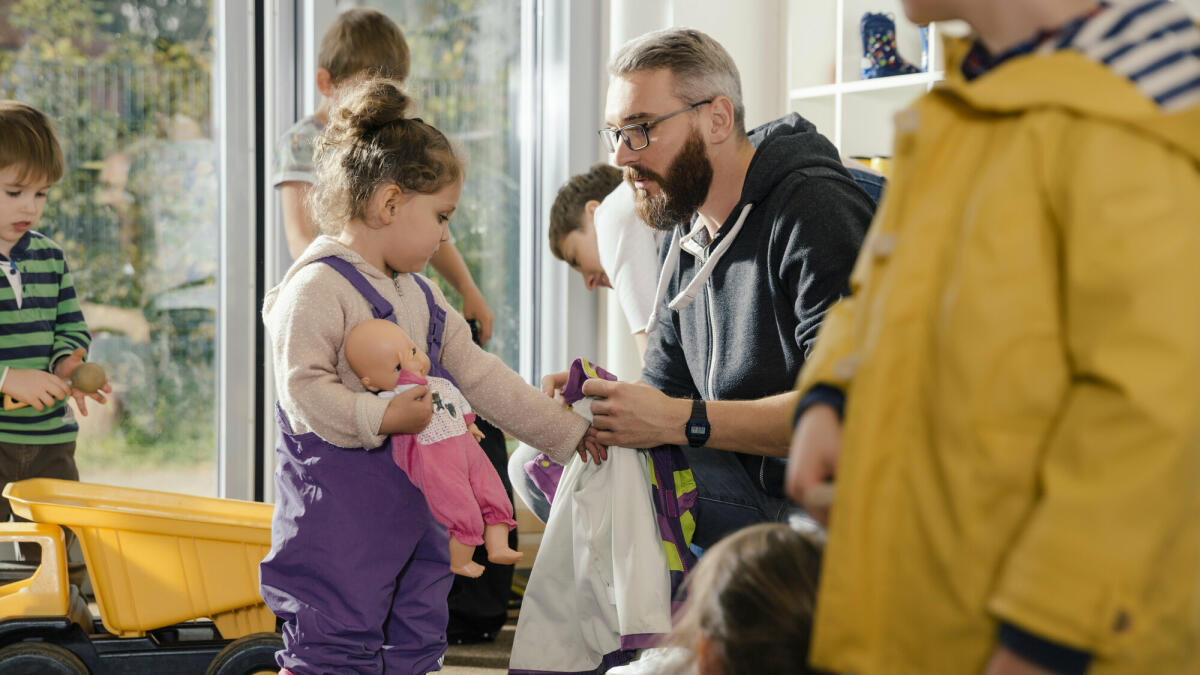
left=345, top=318, right=522, bottom=578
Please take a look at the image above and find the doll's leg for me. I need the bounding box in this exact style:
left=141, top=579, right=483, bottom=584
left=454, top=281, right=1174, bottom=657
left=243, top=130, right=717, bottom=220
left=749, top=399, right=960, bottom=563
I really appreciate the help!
left=381, top=517, right=455, bottom=674
left=448, top=536, right=485, bottom=577
left=420, top=441, right=487, bottom=547
left=483, top=522, right=523, bottom=565
left=466, top=444, right=522, bottom=564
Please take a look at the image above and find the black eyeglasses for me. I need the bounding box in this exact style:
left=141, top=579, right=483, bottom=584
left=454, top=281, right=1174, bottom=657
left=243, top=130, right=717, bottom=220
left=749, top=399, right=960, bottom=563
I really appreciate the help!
left=598, top=99, right=713, bottom=153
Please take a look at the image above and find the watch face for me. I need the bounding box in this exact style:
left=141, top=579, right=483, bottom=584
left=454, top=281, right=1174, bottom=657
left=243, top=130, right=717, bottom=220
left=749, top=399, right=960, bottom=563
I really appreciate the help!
left=688, top=423, right=708, bottom=436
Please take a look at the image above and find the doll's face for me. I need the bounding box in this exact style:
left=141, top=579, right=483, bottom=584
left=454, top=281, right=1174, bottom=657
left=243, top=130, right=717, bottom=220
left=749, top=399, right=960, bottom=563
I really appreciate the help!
left=345, top=319, right=431, bottom=391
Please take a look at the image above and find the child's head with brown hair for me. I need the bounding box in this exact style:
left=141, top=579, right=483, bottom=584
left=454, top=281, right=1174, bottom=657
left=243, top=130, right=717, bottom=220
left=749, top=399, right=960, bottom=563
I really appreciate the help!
left=312, top=78, right=463, bottom=274
left=0, top=101, right=65, bottom=254
left=0, top=100, right=64, bottom=185
left=319, top=8, right=411, bottom=88
left=669, top=523, right=827, bottom=675
left=548, top=163, right=623, bottom=290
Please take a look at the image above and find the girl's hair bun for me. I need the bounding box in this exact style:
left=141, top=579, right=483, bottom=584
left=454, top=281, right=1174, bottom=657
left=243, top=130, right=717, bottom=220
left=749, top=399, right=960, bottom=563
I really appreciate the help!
left=325, top=78, right=413, bottom=144
left=309, top=77, right=462, bottom=235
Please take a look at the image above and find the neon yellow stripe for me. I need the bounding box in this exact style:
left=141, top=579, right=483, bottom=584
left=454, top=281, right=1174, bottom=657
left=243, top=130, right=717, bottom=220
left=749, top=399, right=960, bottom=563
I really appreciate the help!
left=663, top=541, right=683, bottom=571
left=679, top=510, right=696, bottom=548
left=580, top=359, right=600, bottom=379
left=674, top=468, right=697, bottom=495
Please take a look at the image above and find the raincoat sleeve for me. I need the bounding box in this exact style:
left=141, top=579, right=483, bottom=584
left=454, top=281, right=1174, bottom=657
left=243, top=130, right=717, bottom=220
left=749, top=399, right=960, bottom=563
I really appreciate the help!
left=987, top=121, right=1200, bottom=655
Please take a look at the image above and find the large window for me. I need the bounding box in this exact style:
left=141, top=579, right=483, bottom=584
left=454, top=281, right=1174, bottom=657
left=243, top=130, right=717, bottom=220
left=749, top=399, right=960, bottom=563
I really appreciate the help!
left=0, top=0, right=221, bottom=496
left=361, top=0, right=526, bottom=368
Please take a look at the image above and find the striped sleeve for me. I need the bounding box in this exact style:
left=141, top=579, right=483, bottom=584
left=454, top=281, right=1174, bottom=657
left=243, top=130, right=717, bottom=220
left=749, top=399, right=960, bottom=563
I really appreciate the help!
left=51, top=256, right=90, bottom=365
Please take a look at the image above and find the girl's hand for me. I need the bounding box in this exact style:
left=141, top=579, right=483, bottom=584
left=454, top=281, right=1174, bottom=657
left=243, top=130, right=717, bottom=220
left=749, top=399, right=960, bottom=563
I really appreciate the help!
left=380, top=385, right=433, bottom=435
left=575, top=426, right=608, bottom=465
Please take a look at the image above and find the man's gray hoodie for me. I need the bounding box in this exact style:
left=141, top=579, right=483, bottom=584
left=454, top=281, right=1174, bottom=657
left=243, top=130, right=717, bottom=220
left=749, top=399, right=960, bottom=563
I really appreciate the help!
left=641, top=113, right=875, bottom=496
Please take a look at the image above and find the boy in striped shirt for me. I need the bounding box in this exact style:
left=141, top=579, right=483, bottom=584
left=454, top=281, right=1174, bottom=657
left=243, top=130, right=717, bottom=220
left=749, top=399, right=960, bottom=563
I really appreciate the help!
left=0, top=101, right=110, bottom=555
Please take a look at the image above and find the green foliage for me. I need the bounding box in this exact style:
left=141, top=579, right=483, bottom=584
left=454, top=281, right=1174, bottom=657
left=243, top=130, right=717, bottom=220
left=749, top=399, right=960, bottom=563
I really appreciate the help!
left=390, top=0, right=524, bottom=365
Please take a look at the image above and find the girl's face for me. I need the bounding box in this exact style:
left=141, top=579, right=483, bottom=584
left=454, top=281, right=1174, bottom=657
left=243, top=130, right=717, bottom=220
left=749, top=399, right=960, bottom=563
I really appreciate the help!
left=384, top=179, right=462, bottom=276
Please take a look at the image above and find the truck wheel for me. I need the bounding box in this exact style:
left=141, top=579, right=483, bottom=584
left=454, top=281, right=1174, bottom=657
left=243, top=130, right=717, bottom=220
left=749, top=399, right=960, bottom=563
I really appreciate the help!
left=0, top=642, right=88, bottom=674
left=205, top=632, right=283, bottom=675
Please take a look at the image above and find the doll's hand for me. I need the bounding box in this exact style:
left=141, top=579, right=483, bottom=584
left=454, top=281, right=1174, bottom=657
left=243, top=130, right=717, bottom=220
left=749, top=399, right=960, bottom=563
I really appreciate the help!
left=52, top=348, right=112, bottom=416
left=468, top=422, right=485, bottom=442
left=1, top=368, right=70, bottom=411
left=380, top=384, right=433, bottom=435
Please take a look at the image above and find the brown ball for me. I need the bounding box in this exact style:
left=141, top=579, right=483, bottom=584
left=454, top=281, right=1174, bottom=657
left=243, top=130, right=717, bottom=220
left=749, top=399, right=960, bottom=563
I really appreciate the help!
left=71, top=362, right=107, bottom=393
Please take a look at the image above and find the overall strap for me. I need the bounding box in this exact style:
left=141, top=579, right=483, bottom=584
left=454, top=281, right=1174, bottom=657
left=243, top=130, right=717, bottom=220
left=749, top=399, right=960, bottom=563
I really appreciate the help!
left=316, top=256, right=395, bottom=321
left=409, top=274, right=447, bottom=367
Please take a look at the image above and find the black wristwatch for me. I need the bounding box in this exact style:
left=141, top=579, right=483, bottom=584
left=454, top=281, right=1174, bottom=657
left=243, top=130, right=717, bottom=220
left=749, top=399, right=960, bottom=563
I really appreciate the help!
left=685, top=398, right=711, bottom=447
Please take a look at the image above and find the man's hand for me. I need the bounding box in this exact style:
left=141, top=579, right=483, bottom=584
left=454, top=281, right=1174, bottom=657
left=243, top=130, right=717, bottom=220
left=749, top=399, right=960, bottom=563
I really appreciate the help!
left=575, top=425, right=608, bottom=464
left=380, top=385, right=433, bottom=435
left=461, top=287, right=494, bottom=347
left=581, top=379, right=689, bottom=449
left=785, top=403, right=842, bottom=526
left=2, top=368, right=70, bottom=411
left=984, top=646, right=1061, bottom=675
left=52, top=348, right=112, bottom=416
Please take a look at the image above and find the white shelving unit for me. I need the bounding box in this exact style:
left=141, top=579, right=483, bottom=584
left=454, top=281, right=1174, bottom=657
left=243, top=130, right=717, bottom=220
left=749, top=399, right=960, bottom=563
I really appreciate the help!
left=787, top=0, right=945, bottom=159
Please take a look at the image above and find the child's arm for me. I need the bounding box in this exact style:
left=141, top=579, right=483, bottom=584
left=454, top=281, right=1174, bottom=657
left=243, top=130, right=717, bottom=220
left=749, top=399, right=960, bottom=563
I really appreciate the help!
left=429, top=243, right=494, bottom=346
left=269, top=266, right=395, bottom=449
left=50, top=258, right=110, bottom=415
left=280, top=182, right=318, bottom=259
left=416, top=277, right=589, bottom=463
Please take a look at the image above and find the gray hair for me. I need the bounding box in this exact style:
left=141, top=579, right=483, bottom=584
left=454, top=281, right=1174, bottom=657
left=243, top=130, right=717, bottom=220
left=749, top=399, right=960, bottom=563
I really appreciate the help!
left=609, top=28, right=745, bottom=136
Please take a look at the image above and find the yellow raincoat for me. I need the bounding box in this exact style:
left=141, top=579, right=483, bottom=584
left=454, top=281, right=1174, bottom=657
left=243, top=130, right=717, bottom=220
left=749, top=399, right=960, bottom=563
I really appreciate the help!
left=799, top=37, right=1200, bottom=674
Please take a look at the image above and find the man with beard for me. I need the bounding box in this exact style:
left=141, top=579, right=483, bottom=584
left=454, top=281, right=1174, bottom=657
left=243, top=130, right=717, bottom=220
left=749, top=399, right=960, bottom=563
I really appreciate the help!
left=544, top=28, right=876, bottom=548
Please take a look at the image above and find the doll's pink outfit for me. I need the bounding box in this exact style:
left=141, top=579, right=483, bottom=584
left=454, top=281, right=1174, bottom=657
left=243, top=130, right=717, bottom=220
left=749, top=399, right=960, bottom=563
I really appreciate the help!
left=385, top=369, right=516, bottom=546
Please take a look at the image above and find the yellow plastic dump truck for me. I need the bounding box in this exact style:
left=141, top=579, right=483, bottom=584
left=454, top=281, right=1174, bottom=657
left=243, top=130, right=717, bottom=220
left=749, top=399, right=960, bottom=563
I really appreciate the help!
left=0, top=478, right=280, bottom=674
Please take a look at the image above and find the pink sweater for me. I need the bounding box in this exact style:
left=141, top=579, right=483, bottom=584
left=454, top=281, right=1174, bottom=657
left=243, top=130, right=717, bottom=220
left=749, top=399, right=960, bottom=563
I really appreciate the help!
left=263, top=237, right=588, bottom=461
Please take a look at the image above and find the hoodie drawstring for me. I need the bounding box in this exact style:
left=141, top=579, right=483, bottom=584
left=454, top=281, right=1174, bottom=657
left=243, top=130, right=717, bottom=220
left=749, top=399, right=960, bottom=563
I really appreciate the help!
left=644, top=203, right=754, bottom=333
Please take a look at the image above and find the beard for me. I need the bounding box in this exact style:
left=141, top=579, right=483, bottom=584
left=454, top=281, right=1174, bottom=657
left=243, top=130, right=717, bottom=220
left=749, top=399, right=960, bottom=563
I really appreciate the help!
left=627, top=128, right=713, bottom=232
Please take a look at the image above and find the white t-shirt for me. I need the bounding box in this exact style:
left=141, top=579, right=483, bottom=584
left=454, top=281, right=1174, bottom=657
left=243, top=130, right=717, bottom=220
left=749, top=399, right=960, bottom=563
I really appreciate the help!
left=593, top=182, right=664, bottom=335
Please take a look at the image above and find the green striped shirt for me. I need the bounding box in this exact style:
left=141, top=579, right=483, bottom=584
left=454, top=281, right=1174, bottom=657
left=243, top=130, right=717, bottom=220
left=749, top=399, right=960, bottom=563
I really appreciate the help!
left=0, top=231, right=91, bottom=444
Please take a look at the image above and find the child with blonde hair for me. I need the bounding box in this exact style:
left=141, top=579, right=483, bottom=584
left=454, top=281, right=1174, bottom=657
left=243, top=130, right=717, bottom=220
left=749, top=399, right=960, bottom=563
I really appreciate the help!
left=260, top=78, right=590, bottom=674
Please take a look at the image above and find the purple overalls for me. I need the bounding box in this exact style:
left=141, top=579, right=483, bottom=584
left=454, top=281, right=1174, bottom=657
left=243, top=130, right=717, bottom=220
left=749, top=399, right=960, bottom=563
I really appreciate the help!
left=260, top=257, right=457, bottom=674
